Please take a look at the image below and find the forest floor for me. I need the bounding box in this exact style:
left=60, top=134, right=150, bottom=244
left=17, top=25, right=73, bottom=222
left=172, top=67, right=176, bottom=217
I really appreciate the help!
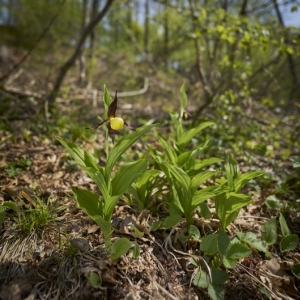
left=0, top=77, right=300, bottom=300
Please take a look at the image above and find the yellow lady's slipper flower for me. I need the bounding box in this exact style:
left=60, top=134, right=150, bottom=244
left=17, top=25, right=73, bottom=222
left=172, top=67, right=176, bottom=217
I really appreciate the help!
left=87, top=90, right=134, bottom=143
left=110, top=117, right=124, bottom=130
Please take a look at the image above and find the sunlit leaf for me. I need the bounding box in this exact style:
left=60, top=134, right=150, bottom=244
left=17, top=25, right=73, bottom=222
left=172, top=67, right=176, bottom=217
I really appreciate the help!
left=208, top=283, right=225, bottom=300
left=193, top=270, right=209, bottom=288
left=234, top=171, right=264, bottom=193
left=261, top=218, right=277, bottom=245
left=176, top=121, right=214, bottom=150
left=224, top=154, right=240, bottom=190
left=57, top=137, right=99, bottom=170
left=236, top=232, right=270, bottom=255
left=85, top=272, right=102, bottom=288
left=188, top=225, right=200, bottom=239
left=105, top=124, right=157, bottom=182
left=72, top=188, right=103, bottom=217
left=280, top=234, right=299, bottom=252
left=279, top=213, right=291, bottom=237
left=191, top=170, right=218, bottom=194
left=110, top=238, right=132, bottom=260
left=111, top=160, right=148, bottom=196
left=132, top=241, right=140, bottom=258
left=226, top=243, right=251, bottom=259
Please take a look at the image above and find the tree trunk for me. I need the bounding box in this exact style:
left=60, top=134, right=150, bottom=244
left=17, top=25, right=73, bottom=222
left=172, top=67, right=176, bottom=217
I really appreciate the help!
left=47, top=0, right=114, bottom=108
left=164, top=0, right=169, bottom=68
left=272, top=0, right=299, bottom=104
left=78, top=0, right=89, bottom=86
left=144, top=0, right=150, bottom=54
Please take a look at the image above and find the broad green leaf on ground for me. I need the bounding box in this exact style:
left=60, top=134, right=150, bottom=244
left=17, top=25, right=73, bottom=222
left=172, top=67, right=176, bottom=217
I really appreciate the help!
left=161, top=214, right=182, bottom=229
left=151, top=220, right=162, bottom=231
left=280, top=234, right=299, bottom=252
left=290, top=156, right=300, bottom=168
left=279, top=213, right=291, bottom=237
left=85, top=272, right=102, bottom=288
left=72, top=188, right=103, bottom=217
left=105, top=123, right=157, bottom=182
left=292, top=264, right=300, bottom=279
left=0, top=205, right=5, bottom=226
left=3, top=201, right=19, bottom=214
left=261, top=218, right=277, bottom=245
left=222, top=255, right=238, bottom=269
left=188, top=225, right=200, bottom=239
left=218, top=230, right=230, bottom=256
left=57, top=137, right=99, bottom=170
left=110, top=238, right=132, bottom=260
left=200, top=234, right=218, bottom=255
left=208, top=283, right=225, bottom=300
left=111, top=160, right=148, bottom=196
left=176, top=121, right=214, bottom=150
left=193, top=270, right=209, bottom=288
left=211, top=269, right=229, bottom=285
left=132, top=240, right=140, bottom=258
left=236, top=232, right=270, bottom=255
left=265, top=195, right=281, bottom=209
left=226, top=242, right=251, bottom=259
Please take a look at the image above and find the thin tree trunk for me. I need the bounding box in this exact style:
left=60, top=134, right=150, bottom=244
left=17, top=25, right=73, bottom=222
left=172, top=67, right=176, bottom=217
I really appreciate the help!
left=272, top=0, right=299, bottom=103
left=144, top=0, right=150, bottom=54
left=87, top=0, right=100, bottom=88
left=47, top=0, right=114, bottom=108
left=164, top=0, right=169, bottom=68
left=188, top=0, right=213, bottom=119
left=78, top=0, right=89, bottom=86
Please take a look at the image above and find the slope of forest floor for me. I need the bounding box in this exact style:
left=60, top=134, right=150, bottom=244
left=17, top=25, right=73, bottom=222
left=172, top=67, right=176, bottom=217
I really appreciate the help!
left=0, top=68, right=300, bottom=300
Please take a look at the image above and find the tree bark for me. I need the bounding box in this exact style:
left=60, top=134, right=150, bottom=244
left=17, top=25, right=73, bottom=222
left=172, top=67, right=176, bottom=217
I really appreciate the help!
left=47, top=0, right=114, bottom=108
left=272, top=0, right=299, bottom=103
left=78, top=0, right=89, bottom=86
left=164, top=0, right=169, bottom=68
left=144, top=0, right=150, bottom=54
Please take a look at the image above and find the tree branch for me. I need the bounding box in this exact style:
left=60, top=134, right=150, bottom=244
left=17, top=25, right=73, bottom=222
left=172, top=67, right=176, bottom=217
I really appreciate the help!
left=47, top=0, right=114, bottom=107
left=0, top=0, right=67, bottom=83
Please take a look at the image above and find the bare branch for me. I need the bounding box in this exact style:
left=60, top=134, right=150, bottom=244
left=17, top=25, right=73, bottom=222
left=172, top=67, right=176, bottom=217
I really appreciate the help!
left=0, top=0, right=67, bottom=83
left=47, top=0, right=114, bottom=107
